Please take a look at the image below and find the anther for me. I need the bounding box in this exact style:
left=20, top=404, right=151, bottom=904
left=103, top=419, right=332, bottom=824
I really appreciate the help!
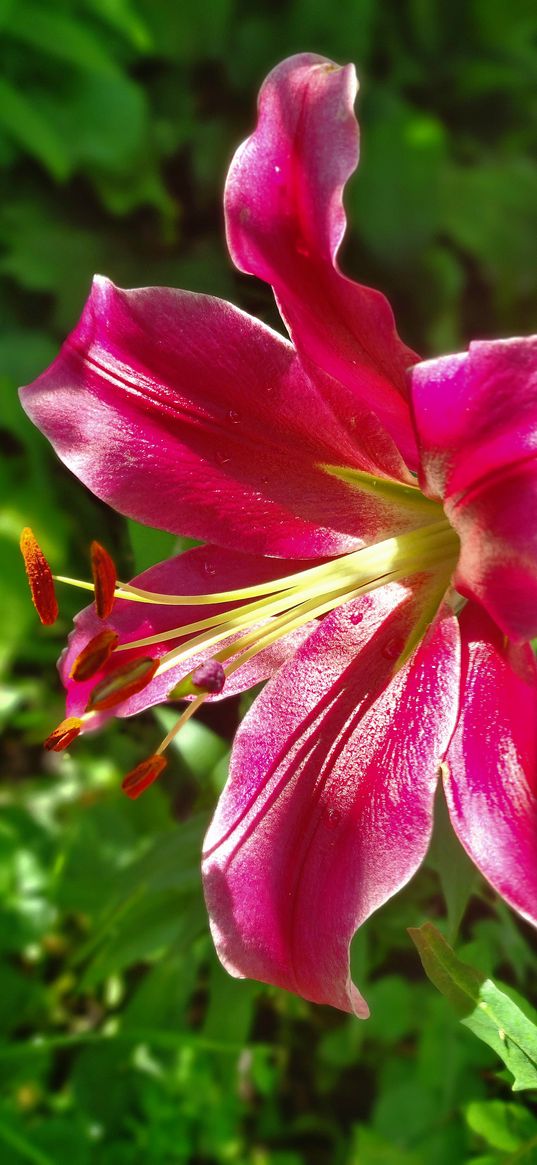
left=168, top=659, right=226, bottom=699
left=87, top=656, right=158, bottom=711
left=44, top=717, right=83, bottom=752
left=121, top=754, right=167, bottom=799
left=20, top=527, right=59, bottom=626
left=90, top=541, right=117, bottom=619
left=70, top=628, right=119, bottom=682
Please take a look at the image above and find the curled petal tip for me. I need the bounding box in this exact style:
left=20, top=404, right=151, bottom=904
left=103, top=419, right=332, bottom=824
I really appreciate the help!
left=20, top=527, right=59, bottom=626
left=90, top=541, right=117, bottom=619
left=121, top=754, right=167, bottom=799
left=44, top=717, right=83, bottom=752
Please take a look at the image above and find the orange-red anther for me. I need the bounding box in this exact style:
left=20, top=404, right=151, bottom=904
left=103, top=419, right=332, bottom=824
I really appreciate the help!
left=44, top=717, right=83, bottom=752
left=19, top=527, right=59, bottom=626
left=70, top=629, right=119, bottom=682
left=90, top=541, right=117, bottom=619
left=87, top=656, right=159, bottom=711
left=121, top=754, right=167, bottom=799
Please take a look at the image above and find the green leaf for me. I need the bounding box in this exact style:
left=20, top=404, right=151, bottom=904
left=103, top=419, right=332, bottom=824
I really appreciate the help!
left=5, top=3, right=120, bottom=75
left=465, top=1099, right=537, bottom=1152
left=409, top=923, right=537, bottom=1090
left=127, top=520, right=192, bottom=574
left=427, top=785, right=476, bottom=940
left=82, top=0, right=152, bottom=50
left=0, top=79, right=69, bottom=179
left=137, top=0, right=234, bottom=60
left=350, top=91, right=447, bottom=265
left=442, top=160, right=537, bottom=312
left=0, top=1116, right=55, bottom=1165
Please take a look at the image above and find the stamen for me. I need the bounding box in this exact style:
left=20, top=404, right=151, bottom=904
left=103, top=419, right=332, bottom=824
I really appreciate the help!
left=121, top=754, right=168, bottom=799
left=70, top=628, right=119, bottom=682
left=109, top=517, right=460, bottom=792
left=151, top=521, right=459, bottom=682
left=20, top=528, right=59, bottom=626
left=53, top=521, right=456, bottom=617
left=155, top=694, right=206, bottom=755
left=90, top=541, right=117, bottom=619
left=44, top=717, right=83, bottom=752
left=87, top=656, right=158, bottom=711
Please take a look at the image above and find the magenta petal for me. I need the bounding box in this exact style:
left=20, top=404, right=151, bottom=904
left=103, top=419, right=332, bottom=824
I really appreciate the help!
left=444, top=603, right=537, bottom=928
left=411, top=337, right=537, bottom=639
left=203, top=585, right=460, bottom=1013
left=21, top=276, right=416, bottom=559
left=225, top=54, right=419, bottom=465
left=62, top=545, right=316, bottom=722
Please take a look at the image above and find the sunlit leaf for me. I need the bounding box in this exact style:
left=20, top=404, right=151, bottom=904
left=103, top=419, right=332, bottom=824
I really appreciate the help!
left=409, top=923, right=537, bottom=1090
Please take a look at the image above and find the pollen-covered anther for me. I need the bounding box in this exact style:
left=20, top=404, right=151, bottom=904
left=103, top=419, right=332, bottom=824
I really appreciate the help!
left=70, top=628, right=119, bottom=682
left=90, top=540, right=117, bottom=619
left=44, top=717, right=83, bottom=752
left=121, top=754, right=168, bottom=800
left=87, top=656, right=159, bottom=711
left=19, top=527, right=59, bottom=626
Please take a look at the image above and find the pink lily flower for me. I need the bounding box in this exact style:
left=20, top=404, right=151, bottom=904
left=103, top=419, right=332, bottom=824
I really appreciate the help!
left=19, top=54, right=537, bottom=1015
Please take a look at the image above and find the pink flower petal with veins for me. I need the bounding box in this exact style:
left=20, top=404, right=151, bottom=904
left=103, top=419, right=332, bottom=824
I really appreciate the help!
left=411, top=337, right=537, bottom=639
left=203, top=584, right=460, bottom=1013
left=225, top=53, right=420, bottom=466
left=17, top=49, right=537, bottom=1013
left=21, top=277, right=418, bottom=560
left=443, top=603, right=537, bottom=927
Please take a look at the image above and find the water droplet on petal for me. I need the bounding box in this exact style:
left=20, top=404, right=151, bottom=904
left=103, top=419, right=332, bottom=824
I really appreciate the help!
left=295, top=238, right=310, bottom=258
left=204, top=560, right=217, bottom=577
left=216, top=450, right=231, bottom=466
left=325, top=806, right=342, bottom=829
left=382, top=636, right=403, bottom=661
left=228, top=409, right=240, bottom=424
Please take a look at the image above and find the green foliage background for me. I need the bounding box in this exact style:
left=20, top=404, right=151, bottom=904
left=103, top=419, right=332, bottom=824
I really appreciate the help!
left=1, top=0, right=536, bottom=1161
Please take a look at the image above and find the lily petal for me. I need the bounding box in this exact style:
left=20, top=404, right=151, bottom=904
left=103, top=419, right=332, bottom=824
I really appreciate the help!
left=203, top=583, right=460, bottom=1013
left=411, top=337, right=537, bottom=639
left=21, top=276, right=417, bottom=560
left=443, top=604, right=537, bottom=929
left=225, top=53, right=420, bottom=466
left=61, top=545, right=316, bottom=723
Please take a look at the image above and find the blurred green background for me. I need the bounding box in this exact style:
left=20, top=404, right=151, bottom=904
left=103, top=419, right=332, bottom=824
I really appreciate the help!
left=1, top=0, right=537, bottom=1161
